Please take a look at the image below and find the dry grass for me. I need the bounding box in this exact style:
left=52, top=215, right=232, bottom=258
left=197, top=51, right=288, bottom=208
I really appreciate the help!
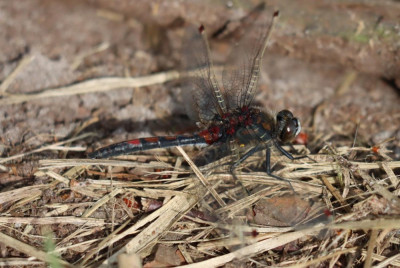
left=0, top=139, right=399, bottom=267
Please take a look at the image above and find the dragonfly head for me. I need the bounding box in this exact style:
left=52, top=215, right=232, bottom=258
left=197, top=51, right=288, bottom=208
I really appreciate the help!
left=276, top=110, right=301, bottom=143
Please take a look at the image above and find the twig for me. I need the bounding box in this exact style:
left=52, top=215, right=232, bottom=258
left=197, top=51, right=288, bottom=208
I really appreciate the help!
left=99, top=181, right=205, bottom=266
left=0, top=132, right=93, bottom=164
left=82, top=188, right=124, bottom=218
left=0, top=71, right=179, bottom=105
left=177, top=146, right=226, bottom=207
left=71, top=42, right=110, bottom=70
left=0, top=216, right=106, bottom=226
left=0, top=231, right=75, bottom=268
left=0, top=55, right=35, bottom=95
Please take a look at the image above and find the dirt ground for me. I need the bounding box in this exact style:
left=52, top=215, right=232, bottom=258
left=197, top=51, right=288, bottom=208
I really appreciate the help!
left=0, top=0, right=399, bottom=267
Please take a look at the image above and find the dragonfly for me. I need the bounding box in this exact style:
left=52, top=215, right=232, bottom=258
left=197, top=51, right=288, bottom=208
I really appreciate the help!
left=89, top=5, right=301, bottom=189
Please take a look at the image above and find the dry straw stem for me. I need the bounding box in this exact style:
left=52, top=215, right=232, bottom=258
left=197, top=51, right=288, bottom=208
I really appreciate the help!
left=100, top=181, right=206, bottom=267
left=0, top=56, right=222, bottom=106
left=0, top=259, right=43, bottom=266
left=40, top=158, right=173, bottom=169
left=364, top=229, right=379, bottom=268
left=0, top=70, right=180, bottom=105
left=81, top=219, right=132, bottom=265
left=0, top=55, right=35, bottom=95
left=45, top=170, right=70, bottom=184
left=70, top=42, right=110, bottom=70
left=284, top=247, right=357, bottom=268
left=81, top=188, right=124, bottom=218
left=177, top=146, right=227, bottom=207
left=0, top=132, right=93, bottom=164
left=171, top=218, right=400, bottom=268
left=177, top=229, right=318, bottom=268
left=0, top=216, right=106, bottom=226
left=365, top=252, right=400, bottom=267
left=0, top=185, right=48, bottom=205
left=0, top=232, right=75, bottom=268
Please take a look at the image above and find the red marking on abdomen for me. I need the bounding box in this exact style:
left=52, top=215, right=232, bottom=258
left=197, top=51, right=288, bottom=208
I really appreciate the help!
left=198, top=130, right=213, bottom=144
left=164, top=136, right=177, bottom=141
left=127, top=139, right=141, bottom=145
left=144, top=137, right=159, bottom=143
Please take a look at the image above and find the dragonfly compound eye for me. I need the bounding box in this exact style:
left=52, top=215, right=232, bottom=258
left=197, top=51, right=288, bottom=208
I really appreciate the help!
left=276, top=110, right=301, bottom=143
left=279, top=117, right=301, bottom=143
left=276, top=110, right=293, bottom=124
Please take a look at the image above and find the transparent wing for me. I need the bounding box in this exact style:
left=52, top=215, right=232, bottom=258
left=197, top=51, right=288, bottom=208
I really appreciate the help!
left=181, top=25, right=227, bottom=124
left=194, top=141, right=233, bottom=167
left=222, top=4, right=278, bottom=110
left=194, top=127, right=263, bottom=167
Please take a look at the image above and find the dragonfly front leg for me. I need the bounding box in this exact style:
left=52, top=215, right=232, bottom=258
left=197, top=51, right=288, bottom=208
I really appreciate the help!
left=273, top=140, right=309, bottom=161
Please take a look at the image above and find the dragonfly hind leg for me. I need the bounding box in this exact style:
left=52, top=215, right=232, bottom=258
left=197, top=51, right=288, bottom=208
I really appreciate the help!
left=230, top=142, right=303, bottom=194
left=230, top=144, right=264, bottom=195
left=270, top=141, right=312, bottom=191
left=265, top=147, right=296, bottom=192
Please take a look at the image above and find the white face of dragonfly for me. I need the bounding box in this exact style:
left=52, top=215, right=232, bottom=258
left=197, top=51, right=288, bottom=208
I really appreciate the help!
left=294, top=119, right=301, bottom=137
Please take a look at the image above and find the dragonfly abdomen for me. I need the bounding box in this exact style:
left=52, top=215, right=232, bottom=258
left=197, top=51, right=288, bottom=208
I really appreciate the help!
left=89, top=135, right=208, bottom=159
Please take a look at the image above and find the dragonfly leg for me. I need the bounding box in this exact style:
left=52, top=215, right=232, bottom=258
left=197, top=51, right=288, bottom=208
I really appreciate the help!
left=230, top=144, right=263, bottom=195
left=275, top=141, right=311, bottom=161
left=230, top=144, right=263, bottom=171
left=266, top=146, right=295, bottom=192
left=273, top=140, right=294, bottom=160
